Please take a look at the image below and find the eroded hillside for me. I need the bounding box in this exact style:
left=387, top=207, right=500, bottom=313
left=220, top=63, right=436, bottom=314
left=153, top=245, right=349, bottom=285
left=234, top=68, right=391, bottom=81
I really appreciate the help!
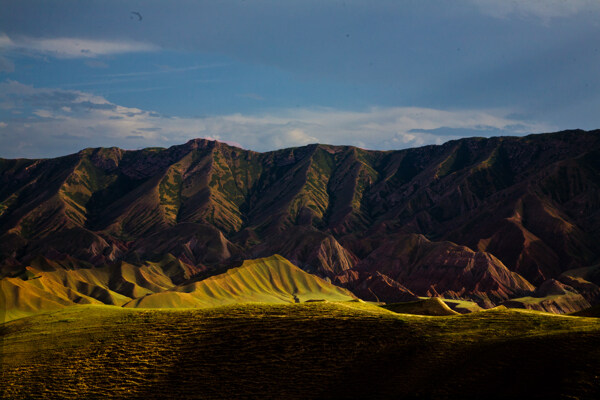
left=1, top=130, right=599, bottom=313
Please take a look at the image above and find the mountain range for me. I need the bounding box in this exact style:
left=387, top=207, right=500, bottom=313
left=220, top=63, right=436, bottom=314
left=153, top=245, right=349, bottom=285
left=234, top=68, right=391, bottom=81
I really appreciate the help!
left=1, top=129, right=599, bottom=316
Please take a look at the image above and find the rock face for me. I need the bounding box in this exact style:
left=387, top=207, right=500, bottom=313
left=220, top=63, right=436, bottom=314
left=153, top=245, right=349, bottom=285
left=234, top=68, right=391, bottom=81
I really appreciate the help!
left=335, top=270, right=419, bottom=303
left=1, top=130, right=600, bottom=310
left=350, top=234, right=534, bottom=306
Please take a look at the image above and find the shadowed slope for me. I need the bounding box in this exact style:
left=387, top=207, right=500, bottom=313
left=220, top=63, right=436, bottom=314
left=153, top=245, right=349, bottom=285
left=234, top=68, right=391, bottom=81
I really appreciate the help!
left=350, top=233, right=535, bottom=306
left=502, top=279, right=591, bottom=314
left=559, top=264, right=600, bottom=304
left=1, top=303, right=599, bottom=399
left=573, top=304, right=600, bottom=317
left=382, top=297, right=460, bottom=316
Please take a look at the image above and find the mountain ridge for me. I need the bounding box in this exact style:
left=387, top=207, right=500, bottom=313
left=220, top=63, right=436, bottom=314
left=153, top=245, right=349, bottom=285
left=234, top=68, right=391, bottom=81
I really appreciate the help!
left=2, top=129, right=600, bottom=313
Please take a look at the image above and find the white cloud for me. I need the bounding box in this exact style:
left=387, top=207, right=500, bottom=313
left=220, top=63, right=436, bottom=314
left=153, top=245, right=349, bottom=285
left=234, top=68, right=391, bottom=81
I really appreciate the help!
left=468, top=0, right=600, bottom=21
left=0, top=33, right=158, bottom=58
left=33, top=109, right=53, bottom=118
left=0, top=80, right=552, bottom=158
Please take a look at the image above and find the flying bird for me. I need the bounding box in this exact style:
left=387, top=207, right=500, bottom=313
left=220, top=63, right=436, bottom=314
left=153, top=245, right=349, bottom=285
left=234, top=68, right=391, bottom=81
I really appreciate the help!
left=130, top=11, right=142, bottom=21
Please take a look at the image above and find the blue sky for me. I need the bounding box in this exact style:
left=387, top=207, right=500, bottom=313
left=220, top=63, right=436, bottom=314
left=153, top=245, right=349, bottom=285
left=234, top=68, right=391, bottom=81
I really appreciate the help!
left=1, top=0, right=599, bottom=158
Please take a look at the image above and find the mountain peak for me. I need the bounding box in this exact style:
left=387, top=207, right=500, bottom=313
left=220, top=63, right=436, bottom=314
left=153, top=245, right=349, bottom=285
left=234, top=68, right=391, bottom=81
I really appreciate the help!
left=182, top=137, right=247, bottom=152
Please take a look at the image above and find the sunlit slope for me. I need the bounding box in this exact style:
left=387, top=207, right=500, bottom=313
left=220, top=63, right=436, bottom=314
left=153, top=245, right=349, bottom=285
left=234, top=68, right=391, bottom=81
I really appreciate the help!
left=1, top=303, right=599, bottom=399
left=0, top=256, right=191, bottom=321
left=0, top=277, right=74, bottom=322
left=0, top=255, right=355, bottom=321
left=124, top=255, right=357, bottom=308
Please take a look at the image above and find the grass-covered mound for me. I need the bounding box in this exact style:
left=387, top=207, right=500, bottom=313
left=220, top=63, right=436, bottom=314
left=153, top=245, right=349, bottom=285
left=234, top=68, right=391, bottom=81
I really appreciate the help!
left=1, top=302, right=599, bottom=399
left=440, top=298, right=483, bottom=313
left=381, top=297, right=459, bottom=316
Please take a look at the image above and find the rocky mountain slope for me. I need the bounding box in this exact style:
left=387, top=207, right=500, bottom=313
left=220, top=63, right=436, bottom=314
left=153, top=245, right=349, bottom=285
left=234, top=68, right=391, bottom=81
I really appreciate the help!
left=1, top=129, right=599, bottom=313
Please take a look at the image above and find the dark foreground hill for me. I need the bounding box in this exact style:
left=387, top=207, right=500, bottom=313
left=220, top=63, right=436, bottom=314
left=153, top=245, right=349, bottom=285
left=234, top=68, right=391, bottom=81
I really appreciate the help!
left=1, top=302, right=599, bottom=399
left=1, top=130, right=600, bottom=311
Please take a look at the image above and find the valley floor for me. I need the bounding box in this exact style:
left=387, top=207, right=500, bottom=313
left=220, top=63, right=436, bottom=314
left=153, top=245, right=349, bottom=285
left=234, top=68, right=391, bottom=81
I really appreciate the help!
left=1, top=302, right=600, bottom=399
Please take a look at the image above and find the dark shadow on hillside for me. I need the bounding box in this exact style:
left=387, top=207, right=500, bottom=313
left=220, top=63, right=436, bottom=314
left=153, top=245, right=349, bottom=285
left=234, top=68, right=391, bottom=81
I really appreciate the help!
left=0, top=286, right=6, bottom=399
left=131, top=314, right=600, bottom=399
left=1, top=307, right=600, bottom=399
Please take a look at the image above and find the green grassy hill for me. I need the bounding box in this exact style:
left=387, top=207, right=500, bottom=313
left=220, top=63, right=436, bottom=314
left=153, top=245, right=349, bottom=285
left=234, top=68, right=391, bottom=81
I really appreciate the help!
left=0, top=255, right=356, bottom=321
left=0, top=257, right=186, bottom=321
left=123, top=255, right=357, bottom=308
left=441, top=298, right=483, bottom=313
left=1, top=302, right=599, bottom=399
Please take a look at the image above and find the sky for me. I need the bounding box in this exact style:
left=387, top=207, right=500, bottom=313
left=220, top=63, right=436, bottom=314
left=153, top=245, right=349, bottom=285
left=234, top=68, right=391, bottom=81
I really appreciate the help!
left=1, top=0, right=599, bottom=158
